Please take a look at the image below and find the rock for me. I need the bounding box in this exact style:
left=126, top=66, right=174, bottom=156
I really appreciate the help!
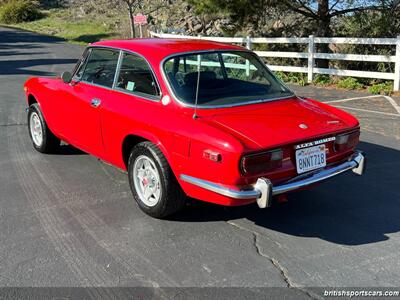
left=206, top=28, right=213, bottom=35
left=193, top=23, right=203, bottom=32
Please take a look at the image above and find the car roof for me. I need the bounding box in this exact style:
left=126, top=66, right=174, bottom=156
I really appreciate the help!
left=91, top=38, right=246, bottom=61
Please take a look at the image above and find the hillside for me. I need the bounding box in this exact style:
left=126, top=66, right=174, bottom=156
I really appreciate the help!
left=3, top=0, right=229, bottom=44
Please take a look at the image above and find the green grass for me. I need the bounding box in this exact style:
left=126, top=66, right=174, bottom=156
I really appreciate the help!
left=2, top=8, right=119, bottom=45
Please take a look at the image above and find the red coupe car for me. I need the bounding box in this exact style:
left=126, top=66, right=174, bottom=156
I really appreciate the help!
left=24, top=38, right=365, bottom=218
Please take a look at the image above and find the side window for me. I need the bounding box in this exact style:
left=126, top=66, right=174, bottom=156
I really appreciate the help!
left=81, top=48, right=119, bottom=88
left=116, top=52, right=160, bottom=98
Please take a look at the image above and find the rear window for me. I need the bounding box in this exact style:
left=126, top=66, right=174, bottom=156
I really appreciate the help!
left=164, top=51, right=293, bottom=107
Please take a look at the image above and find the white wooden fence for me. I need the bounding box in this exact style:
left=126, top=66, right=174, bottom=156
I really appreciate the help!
left=150, top=31, right=400, bottom=91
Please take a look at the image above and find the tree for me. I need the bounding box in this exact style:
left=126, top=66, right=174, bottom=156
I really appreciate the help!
left=116, top=0, right=144, bottom=38
left=189, top=0, right=399, bottom=37
left=280, top=1, right=399, bottom=39
left=116, top=0, right=170, bottom=38
left=188, top=0, right=399, bottom=67
left=282, top=0, right=399, bottom=67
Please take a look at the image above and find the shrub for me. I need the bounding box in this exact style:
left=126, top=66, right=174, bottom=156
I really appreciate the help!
left=313, top=74, right=331, bottom=86
left=275, top=71, right=308, bottom=86
left=337, top=77, right=364, bottom=90
left=368, top=82, right=393, bottom=95
left=0, top=0, right=42, bottom=24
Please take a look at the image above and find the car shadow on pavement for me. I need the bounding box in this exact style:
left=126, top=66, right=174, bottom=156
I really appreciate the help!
left=0, top=58, right=78, bottom=76
left=0, top=51, right=49, bottom=57
left=0, top=27, right=66, bottom=44
left=173, top=141, right=400, bottom=246
left=56, top=144, right=87, bottom=155
left=0, top=28, right=78, bottom=76
left=72, top=33, right=115, bottom=44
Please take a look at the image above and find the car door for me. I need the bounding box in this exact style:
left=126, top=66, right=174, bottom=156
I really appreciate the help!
left=59, top=48, right=120, bottom=158
left=101, top=51, right=163, bottom=167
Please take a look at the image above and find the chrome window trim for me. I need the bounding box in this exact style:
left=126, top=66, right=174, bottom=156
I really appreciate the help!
left=93, top=45, right=163, bottom=100
left=160, top=49, right=296, bottom=109
left=72, top=48, right=92, bottom=81
left=112, top=50, right=124, bottom=89
left=71, top=48, right=90, bottom=79
left=113, top=50, right=162, bottom=101
left=113, top=87, right=161, bottom=102
left=78, top=81, right=116, bottom=92
left=72, top=45, right=162, bottom=102
left=76, top=47, right=121, bottom=89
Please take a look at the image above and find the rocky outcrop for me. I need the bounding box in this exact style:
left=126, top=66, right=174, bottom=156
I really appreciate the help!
left=148, top=2, right=231, bottom=36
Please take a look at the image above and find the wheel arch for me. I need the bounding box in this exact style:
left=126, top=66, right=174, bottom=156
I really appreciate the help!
left=26, top=93, right=44, bottom=115
left=121, top=132, right=173, bottom=171
left=27, top=94, right=38, bottom=106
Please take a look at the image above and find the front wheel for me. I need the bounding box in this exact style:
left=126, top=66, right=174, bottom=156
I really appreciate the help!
left=27, top=103, right=60, bottom=153
left=128, top=142, right=186, bottom=218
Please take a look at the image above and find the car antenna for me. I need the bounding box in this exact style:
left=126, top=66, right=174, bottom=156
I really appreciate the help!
left=193, top=54, right=202, bottom=119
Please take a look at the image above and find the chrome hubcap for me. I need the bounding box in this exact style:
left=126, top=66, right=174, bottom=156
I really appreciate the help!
left=133, top=155, right=161, bottom=207
left=30, top=112, right=43, bottom=146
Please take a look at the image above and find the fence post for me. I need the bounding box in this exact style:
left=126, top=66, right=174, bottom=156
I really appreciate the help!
left=246, top=36, right=252, bottom=76
left=394, top=35, right=400, bottom=92
left=246, top=36, right=252, bottom=50
left=308, top=35, right=315, bottom=83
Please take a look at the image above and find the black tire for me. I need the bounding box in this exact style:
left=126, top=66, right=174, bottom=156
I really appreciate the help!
left=27, top=103, right=60, bottom=153
left=128, top=141, right=186, bottom=218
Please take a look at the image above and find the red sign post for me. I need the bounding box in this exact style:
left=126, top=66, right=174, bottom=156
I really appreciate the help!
left=134, top=14, right=147, bottom=25
left=134, top=14, right=147, bottom=38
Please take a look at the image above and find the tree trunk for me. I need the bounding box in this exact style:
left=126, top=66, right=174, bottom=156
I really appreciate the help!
left=315, top=0, right=331, bottom=68
left=128, top=5, right=135, bottom=38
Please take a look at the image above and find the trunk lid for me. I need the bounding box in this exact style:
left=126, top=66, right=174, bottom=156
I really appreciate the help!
left=201, top=97, right=357, bottom=149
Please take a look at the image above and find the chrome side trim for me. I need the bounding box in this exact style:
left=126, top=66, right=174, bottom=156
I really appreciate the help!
left=180, top=151, right=365, bottom=202
left=180, top=174, right=261, bottom=199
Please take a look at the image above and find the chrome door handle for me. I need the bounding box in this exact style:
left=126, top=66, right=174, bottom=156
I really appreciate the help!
left=91, top=98, right=101, bottom=108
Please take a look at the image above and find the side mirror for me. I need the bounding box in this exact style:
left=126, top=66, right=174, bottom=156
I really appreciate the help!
left=61, top=71, right=72, bottom=83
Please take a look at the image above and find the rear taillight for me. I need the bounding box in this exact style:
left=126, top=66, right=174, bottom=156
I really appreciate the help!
left=334, top=131, right=360, bottom=152
left=241, top=149, right=283, bottom=175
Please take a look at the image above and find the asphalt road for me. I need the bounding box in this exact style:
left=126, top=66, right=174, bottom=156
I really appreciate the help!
left=1, top=27, right=400, bottom=299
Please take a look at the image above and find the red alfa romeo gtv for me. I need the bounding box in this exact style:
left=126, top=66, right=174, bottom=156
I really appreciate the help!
left=24, top=39, right=365, bottom=218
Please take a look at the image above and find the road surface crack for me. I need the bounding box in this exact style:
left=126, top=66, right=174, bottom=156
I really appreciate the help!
left=227, top=221, right=321, bottom=300
left=0, top=123, right=26, bottom=127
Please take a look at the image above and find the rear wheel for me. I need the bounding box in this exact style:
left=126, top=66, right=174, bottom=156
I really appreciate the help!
left=27, top=103, right=60, bottom=153
left=128, top=142, right=186, bottom=218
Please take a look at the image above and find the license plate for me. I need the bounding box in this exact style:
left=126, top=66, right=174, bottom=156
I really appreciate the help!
left=295, top=144, right=326, bottom=174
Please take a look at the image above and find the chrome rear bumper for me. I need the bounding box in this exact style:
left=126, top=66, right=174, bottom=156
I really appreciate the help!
left=180, top=151, right=366, bottom=208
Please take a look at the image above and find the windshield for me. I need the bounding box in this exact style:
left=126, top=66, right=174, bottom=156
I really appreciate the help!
left=163, top=51, right=293, bottom=107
